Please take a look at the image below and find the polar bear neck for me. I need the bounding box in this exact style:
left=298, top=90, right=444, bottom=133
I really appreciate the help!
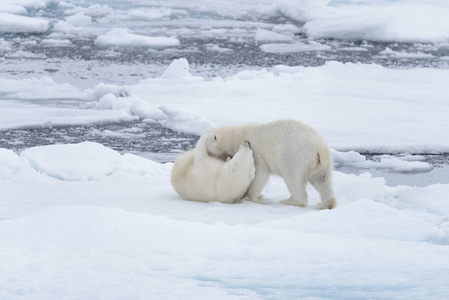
left=223, top=125, right=250, bottom=156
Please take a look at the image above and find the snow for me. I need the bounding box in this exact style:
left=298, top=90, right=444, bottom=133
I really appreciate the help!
left=101, top=7, right=187, bottom=23
left=94, top=28, right=180, bottom=48
left=0, top=101, right=136, bottom=131
left=0, top=76, right=84, bottom=101
left=299, top=1, right=449, bottom=43
left=260, top=41, right=332, bottom=53
left=158, top=105, right=215, bottom=135
left=255, top=29, right=293, bottom=42
left=1, top=79, right=448, bottom=299
left=205, top=44, right=233, bottom=52
left=378, top=47, right=434, bottom=58
left=0, top=4, right=28, bottom=15
left=3, top=0, right=448, bottom=44
left=161, top=58, right=195, bottom=79
left=1, top=142, right=449, bottom=299
left=64, top=4, right=114, bottom=18
left=332, top=150, right=433, bottom=173
left=0, top=12, right=49, bottom=33
left=5, top=50, right=46, bottom=59
left=2, top=0, right=449, bottom=298
left=87, top=62, right=212, bottom=136
left=65, top=12, right=92, bottom=27
left=40, top=39, right=74, bottom=47
left=111, top=60, right=449, bottom=153
left=1, top=0, right=50, bottom=10
left=0, top=38, right=13, bottom=52
left=338, top=47, right=368, bottom=52
left=52, top=20, right=82, bottom=33
left=2, top=60, right=449, bottom=152
left=20, top=142, right=124, bottom=181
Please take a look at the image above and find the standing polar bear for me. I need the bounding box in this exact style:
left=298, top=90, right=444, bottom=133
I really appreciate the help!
left=206, top=119, right=337, bottom=209
left=171, top=131, right=255, bottom=203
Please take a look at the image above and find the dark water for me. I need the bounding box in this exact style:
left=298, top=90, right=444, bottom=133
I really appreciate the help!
left=4, top=35, right=449, bottom=80
left=1, top=4, right=449, bottom=84
left=336, top=154, right=449, bottom=187
left=0, top=122, right=198, bottom=160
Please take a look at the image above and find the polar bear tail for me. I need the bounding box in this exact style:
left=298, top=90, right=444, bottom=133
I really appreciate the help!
left=315, top=142, right=332, bottom=169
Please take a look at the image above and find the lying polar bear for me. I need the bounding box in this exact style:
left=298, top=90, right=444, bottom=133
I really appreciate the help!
left=206, top=119, right=337, bottom=209
left=171, top=131, right=255, bottom=203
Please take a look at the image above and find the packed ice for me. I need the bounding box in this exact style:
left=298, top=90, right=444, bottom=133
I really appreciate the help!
left=0, top=12, right=48, bottom=33
left=1, top=0, right=449, bottom=299
left=94, top=28, right=180, bottom=48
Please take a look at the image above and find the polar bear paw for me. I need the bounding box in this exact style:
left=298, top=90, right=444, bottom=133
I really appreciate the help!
left=315, top=198, right=337, bottom=210
left=280, top=198, right=307, bottom=207
left=248, top=194, right=263, bottom=203
left=243, top=194, right=264, bottom=204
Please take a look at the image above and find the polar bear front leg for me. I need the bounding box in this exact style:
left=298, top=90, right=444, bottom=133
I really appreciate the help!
left=246, top=165, right=269, bottom=203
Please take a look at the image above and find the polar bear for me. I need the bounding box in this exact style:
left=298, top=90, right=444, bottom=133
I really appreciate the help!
left=206, top=119, right=337, bottom=209
left=171, top=131, right=255, bottom=203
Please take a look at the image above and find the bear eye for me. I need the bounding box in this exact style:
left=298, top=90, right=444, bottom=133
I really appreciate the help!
left=214, top=135, right=217, bottom=141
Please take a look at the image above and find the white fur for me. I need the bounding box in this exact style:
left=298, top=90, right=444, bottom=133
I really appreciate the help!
left=206, top=119, right=337, bottom=209
left=171, top=132, right=255, bottom=204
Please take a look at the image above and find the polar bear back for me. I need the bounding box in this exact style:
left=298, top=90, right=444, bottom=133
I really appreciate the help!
left=207, top=119, right=332, bottom=177
left=246, top=120, right=330, bottom=175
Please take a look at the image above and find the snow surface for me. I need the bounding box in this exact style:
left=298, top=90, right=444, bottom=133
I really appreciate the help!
left=2, top=59, right=449, bottom=152
left=0, top=101, right=136, bottom=130
left=1, top=142, right=449, bottom=299
left=5, top=50, right=46, bottom=59
left=255, top=29, right=293, bottom=42
left=2, top=0, right=50, bottom=10
left=1, top=0, right=449, bottom=44
left=378, top=47, right=434, bottom=59
left=295, top=1, right=449, bottom=43
left=0, top=12, right=48, bottom=33
left=332, top=150, right=433, bottom=173
left=40, top=39, right=74, bottom=47
left=260, top=41, right=332, bottom=53
left=94, top=28, right=180, bottom=48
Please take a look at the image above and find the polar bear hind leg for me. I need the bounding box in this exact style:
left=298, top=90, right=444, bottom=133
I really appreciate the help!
left=309, top=171, right=337, bottom=209
left=307, top=149, right=337, bottom=209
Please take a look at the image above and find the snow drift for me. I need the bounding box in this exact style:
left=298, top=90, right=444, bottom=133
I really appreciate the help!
left=1, top=142, right=449, bottom=299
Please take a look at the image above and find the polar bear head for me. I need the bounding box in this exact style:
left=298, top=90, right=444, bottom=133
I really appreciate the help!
left=205, top=126, right=244, bottom=161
